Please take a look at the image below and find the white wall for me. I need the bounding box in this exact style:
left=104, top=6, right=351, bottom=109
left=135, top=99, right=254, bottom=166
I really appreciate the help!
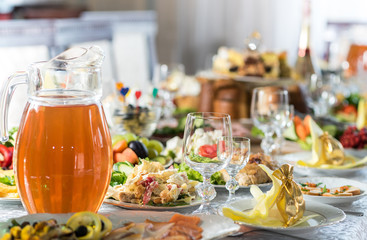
left=85, top=0, right=367, bottom=74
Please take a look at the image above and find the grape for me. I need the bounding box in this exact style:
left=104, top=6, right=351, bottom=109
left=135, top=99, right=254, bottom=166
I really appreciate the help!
left=112, top=135, right=125, bottom=146
left=122, top=133, right=138, bottom=143
left=340, top=126, right=367, bottom=149
left=147, top=140, right=164, bottom=154
left=147, top=148, right=158, bottom=159
left=139, top=137, right=149, bottom=147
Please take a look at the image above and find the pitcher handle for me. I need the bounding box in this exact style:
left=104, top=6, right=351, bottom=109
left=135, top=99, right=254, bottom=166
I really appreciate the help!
left=0, top=71, right=27, bottom=142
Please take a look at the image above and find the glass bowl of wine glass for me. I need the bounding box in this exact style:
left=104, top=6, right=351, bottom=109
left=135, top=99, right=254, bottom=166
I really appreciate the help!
left=182, top=112, right=233, bottom=215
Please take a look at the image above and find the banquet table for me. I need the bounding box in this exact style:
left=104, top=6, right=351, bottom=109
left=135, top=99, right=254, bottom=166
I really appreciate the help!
left=0, top=179, right=366, bottom=240
left=1, top=141, right=367, bottom=240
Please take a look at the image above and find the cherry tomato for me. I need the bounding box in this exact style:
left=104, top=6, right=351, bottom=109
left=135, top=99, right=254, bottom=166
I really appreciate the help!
left=198, top=144, right=217, bottom=159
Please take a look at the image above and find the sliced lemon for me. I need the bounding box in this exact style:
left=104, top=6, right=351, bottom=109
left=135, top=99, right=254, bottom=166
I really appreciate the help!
left=98, top=214, right=112, bottom=238
left=66, top=212, right=102, bottom=239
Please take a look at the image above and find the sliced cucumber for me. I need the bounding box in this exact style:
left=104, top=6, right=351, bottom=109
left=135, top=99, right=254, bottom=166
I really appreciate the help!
left=283, top=123, right=298, bottom=141
left=113, top=162, right=134, bottom=176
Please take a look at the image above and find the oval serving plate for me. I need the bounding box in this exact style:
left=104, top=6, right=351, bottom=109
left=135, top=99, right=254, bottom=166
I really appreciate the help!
left=0, top=211, right=240, bottom=240
left=103, top=198, right=202, bottom=211
left=0, top=198, right=21, bottom=204
left=221, top=198, right=346, bottom=234
left=295, top=177, right=367, bottom=205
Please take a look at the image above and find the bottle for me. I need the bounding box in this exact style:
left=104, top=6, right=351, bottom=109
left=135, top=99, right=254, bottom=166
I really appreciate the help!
left=294, top=0, right=318, bottom=81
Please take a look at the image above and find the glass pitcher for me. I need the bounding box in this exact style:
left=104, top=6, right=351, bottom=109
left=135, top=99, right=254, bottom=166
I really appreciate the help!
left=0, top=46, right=112, bottom=214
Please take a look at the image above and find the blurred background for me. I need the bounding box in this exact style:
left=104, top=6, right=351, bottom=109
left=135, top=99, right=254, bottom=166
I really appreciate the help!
left=1, top=0, right=367, bottom=129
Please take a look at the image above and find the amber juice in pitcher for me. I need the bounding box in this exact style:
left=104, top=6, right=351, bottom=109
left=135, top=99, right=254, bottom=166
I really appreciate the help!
left=15, top=97, right=112, bottom=214
left=0, top=46, right=113, bottom=213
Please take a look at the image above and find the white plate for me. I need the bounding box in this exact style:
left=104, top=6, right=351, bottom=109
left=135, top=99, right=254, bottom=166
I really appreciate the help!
left=104, top=198, right=202, bottom=211
left=0, top=211, right=240, bottom=240
left=277, top=151, right=367, bottom=177
left=0, top=198, right=21, bottom=204
left=295, top=177, right=367, bottom=205
left=222, top=198, right=346, bottom=234
left=214, top=182, right=272, bottom=189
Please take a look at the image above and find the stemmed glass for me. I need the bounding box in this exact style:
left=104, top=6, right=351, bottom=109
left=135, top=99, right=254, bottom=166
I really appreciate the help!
left=153, top=63, right=185, bottom=118
left=274, top=105, right=294, bottom=154
left=183, top=112, right=232, bottom=215
left=223, top=137, right=250, bottom=204
left=307, top=74, right=337, bottom=116
left=251, top=87, right=289, bottom=155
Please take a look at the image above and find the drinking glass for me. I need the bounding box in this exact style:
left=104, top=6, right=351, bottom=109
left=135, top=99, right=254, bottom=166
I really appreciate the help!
left=274, top=105, right=294, bottom=154
left=307, top=74, right=337, bottom=116
left=223, top=137, right=250, bottom=204
left=251, top=87, right=289, bottom=155
left=182, top=112, right=232, bottom=215
left=153, top=63, right=185, bottom=118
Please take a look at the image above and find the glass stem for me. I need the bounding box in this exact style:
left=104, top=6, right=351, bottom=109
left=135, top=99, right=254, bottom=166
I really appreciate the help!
left=262, top=131, right=274, bottom=155
left=202, top=177, right=211, bottom=204
left=227, top=179, right=236, bottom=202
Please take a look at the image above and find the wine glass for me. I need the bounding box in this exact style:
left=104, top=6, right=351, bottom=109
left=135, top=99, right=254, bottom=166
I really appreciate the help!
left=274, top=105, right=294, bottom=154
left=153, top=63, right=185, bottom=118
left=251, top=87, right=289, bottom=155
left=307, top=74, right=337, bottom=116
left=223, top=136, right=250, bottom=204
left=182, top=112, right=232, bottom=215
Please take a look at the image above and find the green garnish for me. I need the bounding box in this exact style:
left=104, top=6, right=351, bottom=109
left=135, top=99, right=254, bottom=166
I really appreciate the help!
left=211, top=171, right=226, bottom=185
left=322, top=185, right=328, bottom=194
left=0, top=175, right=15, bottom=186
left=189, top=152, right=220, bottom=163
left=174, top=162, right=225, bottom=185
left=110, top=171, right=127, bottom=187
left=316, top=182, right=323, bottom=187
left=300, top=183, right=307, bottom=187
left=10, top=219, right=20, bottom=228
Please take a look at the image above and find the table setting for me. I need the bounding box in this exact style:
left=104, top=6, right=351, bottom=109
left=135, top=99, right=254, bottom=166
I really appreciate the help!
left=1, top=46, right=367, bottom=240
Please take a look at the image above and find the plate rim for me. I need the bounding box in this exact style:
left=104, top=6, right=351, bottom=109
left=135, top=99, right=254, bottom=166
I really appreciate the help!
left=214, top=182, right=272, bottom=189
left=0, top=197, right=21, bottom=203
left=223, top=198, right=346, bottom=232
left=277, top=151, right=367, bottom=174
left=103, top=198, right=202, bottom=210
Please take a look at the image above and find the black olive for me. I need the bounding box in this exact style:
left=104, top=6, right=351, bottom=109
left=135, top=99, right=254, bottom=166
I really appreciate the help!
left=20, top=221, right=30, bottom=228
left=101, top=220, right=105, bottom=231
left=229, top=66, right=239, bottom=72
left=264, top=66, right=272, bottom=73
left=128, top=141, right=148, bottom=158
left=75, top=225, right=88, bottom=237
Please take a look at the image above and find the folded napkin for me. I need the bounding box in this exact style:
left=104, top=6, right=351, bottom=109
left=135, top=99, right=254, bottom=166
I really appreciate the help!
left=298, top=118, right=367, bottom=169
left=357, top=99, right=366, bottom=130
left=223, top=164, right=306, bottom=227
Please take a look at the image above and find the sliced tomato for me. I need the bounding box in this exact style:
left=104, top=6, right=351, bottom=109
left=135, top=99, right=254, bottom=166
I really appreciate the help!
left=198, top=144, right=217, bottom=159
